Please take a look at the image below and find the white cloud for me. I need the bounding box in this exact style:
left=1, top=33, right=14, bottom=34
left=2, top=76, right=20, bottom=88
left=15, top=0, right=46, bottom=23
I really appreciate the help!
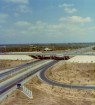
left=28, top=21, right=47, bottom=30
left=1, top=18, right=94, bottom=43
left=0, top=13, right=8, bottom=23
left=58, top=3, right=73, bottom=8
left=47, top=24, right=64, bottom=32
left=59, top=3, right=77, bottom=13
left=86, top=26, right=95, bottom=30
left=4, top=0, right=29, bottom=4
left=15, top=21, right=31, bottom=27
left=16, top=5, right=31, bottom=13
left=13, top=17, right=93, bottom=41
left=0, top=13, right=8, bottom=18
left=14, top=19, right=92, bottom=35
left=14, top=13, right=19, bottom=17
left=60, top=16, right=92, bottom=23
left=35, top=21, right=47, bottom=26
left=3, top=0, right=31, bottom=14
left=64, top=7, right=77, bottom=13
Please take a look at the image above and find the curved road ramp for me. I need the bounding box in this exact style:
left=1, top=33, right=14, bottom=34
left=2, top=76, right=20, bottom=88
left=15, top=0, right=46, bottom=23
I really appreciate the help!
left=39, top=67, right=95, bottom=90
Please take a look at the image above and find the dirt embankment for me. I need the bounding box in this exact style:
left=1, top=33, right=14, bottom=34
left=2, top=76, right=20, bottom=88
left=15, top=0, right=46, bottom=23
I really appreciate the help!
left=0, top=60, right=30, bottom=71
left=46, top=61, right=95, bottom=85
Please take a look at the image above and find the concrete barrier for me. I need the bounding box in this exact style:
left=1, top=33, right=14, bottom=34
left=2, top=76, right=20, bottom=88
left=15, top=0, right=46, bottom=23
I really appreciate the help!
left=22, top=86, right=33, bottom=99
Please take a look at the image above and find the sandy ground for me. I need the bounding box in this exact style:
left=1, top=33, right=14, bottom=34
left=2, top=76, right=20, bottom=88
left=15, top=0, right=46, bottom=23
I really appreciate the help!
left=1, top=77, right=95, bottom=105
left=0, top=60, right=30, bottom=71
left=0, top=55, right=33, bottom=70
left=68, top=56, right=95, bottom=63
left=46, top=61, right=95, bottom=85
left=0, top=55, right=33, bottom=60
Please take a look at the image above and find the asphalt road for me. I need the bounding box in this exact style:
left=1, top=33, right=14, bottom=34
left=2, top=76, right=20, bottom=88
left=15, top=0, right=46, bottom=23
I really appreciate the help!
left=39, top=64, right=95, bottom=90
left=0, top=60, right=57, bottom=95
left=0, top=60, right=41, bottom=80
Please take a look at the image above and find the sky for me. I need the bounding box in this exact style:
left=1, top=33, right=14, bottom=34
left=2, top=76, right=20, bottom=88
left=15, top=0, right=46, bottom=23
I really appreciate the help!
left=0, top=0, right=95, bottom=44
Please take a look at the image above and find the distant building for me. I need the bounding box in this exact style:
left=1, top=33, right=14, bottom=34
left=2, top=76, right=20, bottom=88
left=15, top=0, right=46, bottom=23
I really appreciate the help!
left=44, top=48, right=52, bottom=51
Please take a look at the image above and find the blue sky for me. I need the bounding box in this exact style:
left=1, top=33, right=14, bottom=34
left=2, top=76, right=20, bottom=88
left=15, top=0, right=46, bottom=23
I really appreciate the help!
left=0, top=0, right=95, bottom=44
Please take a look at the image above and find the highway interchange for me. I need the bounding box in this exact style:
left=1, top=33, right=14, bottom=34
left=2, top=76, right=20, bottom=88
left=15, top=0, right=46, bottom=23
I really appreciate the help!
left=0, top=45, right=95, bottom=101
left=0, top=60, right=57, bottom=101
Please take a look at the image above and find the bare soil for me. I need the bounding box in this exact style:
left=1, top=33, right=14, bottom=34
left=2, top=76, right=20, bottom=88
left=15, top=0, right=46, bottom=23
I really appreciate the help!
left=46, top=61, right=95, bottom=85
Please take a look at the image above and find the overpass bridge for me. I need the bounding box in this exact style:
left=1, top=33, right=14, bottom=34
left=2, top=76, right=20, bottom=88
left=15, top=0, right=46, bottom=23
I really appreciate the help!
left=0, top=51, right=95, bottom=60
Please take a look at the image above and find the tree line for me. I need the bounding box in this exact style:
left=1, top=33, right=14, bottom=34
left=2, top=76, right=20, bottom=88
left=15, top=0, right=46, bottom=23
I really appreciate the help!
left=0, top=44, right=89, bottom=52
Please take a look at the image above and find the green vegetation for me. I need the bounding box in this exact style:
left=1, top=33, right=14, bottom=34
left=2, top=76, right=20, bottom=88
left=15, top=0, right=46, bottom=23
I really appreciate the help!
left=92, top=47, right=95, bottom=50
